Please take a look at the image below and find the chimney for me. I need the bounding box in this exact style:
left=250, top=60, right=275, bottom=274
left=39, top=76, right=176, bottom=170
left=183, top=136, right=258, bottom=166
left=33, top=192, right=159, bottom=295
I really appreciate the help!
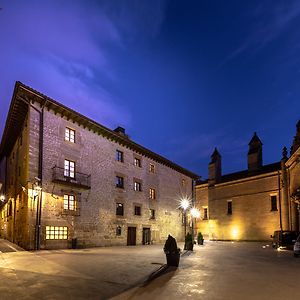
left=208, top=148, right=222, bottom=185
left=114, top=126, right=129, bottom=138
left=248, top=132, right=263, bottom=172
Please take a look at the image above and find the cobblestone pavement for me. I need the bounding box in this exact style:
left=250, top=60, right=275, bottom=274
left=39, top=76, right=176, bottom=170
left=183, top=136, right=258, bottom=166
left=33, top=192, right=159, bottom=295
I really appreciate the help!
left=0, top=239, right=299, bottom=300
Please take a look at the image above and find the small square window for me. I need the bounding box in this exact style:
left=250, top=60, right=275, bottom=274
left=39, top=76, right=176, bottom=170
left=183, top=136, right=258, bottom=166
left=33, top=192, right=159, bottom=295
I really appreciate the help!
left=134, top=206, right=141, bottom=216
left=149, top=188, right=156, bottom=199
left=116, top=203, right=124, bottom=216
left=116, top=226, right=122, bottom=236
left=134, top=157, right=141, bottom=167
left=271, top=195, right=277, bottom=211
left=116, top=176, right=124, bottom=189
left=134, top=181, right=142, bottom=192
left=149, top=163, right=155, bottom=173
left=150, top=209, right=155, bottom=220
left=65, top=128, right=75, bottom=143
left=116, top=150, right=124, bottom=162
left=227, top=201, right=232, bottom=215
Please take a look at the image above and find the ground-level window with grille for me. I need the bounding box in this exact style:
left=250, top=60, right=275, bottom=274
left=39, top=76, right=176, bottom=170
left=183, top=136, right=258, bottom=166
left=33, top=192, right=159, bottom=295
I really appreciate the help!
left=46, top=226, right=68, bottom=240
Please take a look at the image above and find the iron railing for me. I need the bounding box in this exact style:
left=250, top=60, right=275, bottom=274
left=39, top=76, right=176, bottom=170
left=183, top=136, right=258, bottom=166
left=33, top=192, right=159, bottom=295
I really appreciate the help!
left=52, top=165, right=91, bottom=189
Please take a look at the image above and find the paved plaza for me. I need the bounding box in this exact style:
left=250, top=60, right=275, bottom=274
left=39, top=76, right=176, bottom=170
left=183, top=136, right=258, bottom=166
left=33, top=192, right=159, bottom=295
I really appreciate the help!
left=0, top=239, right=299, bottom=299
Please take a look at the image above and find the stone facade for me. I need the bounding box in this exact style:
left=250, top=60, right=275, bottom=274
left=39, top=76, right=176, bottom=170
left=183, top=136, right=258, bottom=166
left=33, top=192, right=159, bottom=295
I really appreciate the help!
left=196, top=130, right=300, bottom=242
left=0, top=82, right=198, bottom=250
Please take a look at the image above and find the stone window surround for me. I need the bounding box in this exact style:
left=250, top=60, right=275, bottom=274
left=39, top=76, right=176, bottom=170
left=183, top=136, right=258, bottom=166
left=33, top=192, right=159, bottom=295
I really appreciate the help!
left=133, top=178, right=142, bottom=192
left=133, top=203, right=142, bottom=216
left=116, top=149, right=124, bottom=163
left=134, top=155, right=142, bottom=168
left=65, top=127, right=75, bottom=143
left=270, top=194, right=278, bottom=211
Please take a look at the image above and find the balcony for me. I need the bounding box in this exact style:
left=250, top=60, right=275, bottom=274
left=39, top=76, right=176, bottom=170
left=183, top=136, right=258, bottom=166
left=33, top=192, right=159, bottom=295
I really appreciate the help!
left=52, top=166, right=91, bottom=189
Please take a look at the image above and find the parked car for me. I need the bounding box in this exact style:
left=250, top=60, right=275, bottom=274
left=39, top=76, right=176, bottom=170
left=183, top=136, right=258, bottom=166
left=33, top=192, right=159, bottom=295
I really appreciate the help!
left=294, top=234, right=300, bottom=257
left=271, top=231, right=300, bottom=250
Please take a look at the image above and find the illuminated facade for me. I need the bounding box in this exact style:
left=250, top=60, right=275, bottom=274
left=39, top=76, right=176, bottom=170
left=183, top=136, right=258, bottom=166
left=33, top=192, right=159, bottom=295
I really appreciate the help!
left=196, top=126, right=300, bottom=241
left=0, top=82, right=198, bottom=250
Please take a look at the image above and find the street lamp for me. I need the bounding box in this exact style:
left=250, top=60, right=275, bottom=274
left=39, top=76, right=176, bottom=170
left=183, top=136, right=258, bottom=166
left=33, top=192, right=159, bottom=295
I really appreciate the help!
left=190, top=207, right=200, bottom=242
left=0, top=195, right=5, bottom=202
left=180, top=198, right=191, bottom=238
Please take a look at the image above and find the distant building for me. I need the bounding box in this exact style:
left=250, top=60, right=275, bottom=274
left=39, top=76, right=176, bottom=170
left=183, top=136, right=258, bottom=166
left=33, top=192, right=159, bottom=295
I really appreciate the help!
left=196, top=126, right=300, bottom=241
left=0, top=82, right=198, bottom=250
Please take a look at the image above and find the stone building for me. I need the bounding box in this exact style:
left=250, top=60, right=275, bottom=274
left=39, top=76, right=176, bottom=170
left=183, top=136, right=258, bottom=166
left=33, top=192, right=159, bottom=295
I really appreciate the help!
left=196, top=127, right=300, bottom=241
left=0, top=82, right=198, bottom=250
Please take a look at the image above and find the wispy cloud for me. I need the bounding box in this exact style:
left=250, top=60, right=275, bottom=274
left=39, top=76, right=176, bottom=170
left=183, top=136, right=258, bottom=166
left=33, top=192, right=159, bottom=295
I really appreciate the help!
left=0, top=0, right=169, bottom=134
left=220, top=0, right=300, bottom=67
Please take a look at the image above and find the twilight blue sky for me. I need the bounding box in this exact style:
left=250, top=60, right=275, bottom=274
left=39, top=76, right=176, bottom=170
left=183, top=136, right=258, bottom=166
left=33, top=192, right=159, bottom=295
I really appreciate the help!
left=0, top=0, right=300, bottom=178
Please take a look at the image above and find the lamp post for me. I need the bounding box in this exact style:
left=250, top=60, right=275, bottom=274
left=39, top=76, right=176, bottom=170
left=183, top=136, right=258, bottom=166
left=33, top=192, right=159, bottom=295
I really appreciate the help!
left=190, top=207, right=200, bottom=243
left=180, top=198, right=190, bottom=238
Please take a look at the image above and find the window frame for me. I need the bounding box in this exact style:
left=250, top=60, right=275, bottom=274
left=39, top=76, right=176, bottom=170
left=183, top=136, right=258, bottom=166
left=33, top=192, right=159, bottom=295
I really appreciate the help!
left=46, top=226, right=68, bottom=240
left=227, top=201, right=232, bottom=215
left=134, top=157, right=141, bottom=167
left=149, top=188, right=156, bottom=199
left=116, top=176, right=124, bottom=189
left=270, top=195, right=278, bottom=211
left=64, top=159, right=75, bottom=178
left=65, top=127, right=75, bottom=143
left=134, top=181, right=142, bottom=192
left=134, top=205, right=141, bottom=216
left=116, top=203, right=124, bottom=216
left=116, top=150, right=124, bottom=162
left=63, top=194, right=76, bottom=211
left=150, top=209, right=155, bottom=220
left=149, top=163, right=155, bottom=173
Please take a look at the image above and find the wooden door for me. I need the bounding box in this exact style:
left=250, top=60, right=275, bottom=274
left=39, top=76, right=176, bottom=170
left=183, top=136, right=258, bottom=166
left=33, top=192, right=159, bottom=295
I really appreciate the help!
left=127, top=227, right=136, bottom=246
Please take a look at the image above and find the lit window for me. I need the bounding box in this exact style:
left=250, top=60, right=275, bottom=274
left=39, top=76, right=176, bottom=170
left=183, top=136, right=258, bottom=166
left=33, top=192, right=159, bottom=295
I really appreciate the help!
left=64, top=194, right=76, bottom=211
left=116, top=176, right=124, bottom=188
left=116, top=226, right=122, bottom=236
left=134, top=157, right=141, bottom=167
left=134, top=205, right=141, bottom=216
left=116, top=150, right=124, bottom=162
left=182, top=179, right=186, bottom=186
left=116, top=203, right=124, bottom=216
left=227, top=201, right=232, bottom=215
left=65, top=128, right=75, bottom=143
left=134, top=181, right=142, bottom=192
left=46, top=226, right=68, bottom=240
left=150, top=209, right=155, bottom=220
left=271, top=195, right=277, bottom=211
left=203, top=208, right=208, bottom=220
left=64, top=159, right=75, bottom=178
left=149, top=163, right=155, bottom=173
left=149, top=188, right=156, bottom=199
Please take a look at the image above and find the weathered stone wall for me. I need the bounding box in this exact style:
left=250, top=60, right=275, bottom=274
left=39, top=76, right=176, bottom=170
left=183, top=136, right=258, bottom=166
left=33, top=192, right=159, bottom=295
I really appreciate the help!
left=196, top=173, right=281, bottom=241
left=0, top=113, right=31, bottom=248
left=39, top=107, right=192, bottom=249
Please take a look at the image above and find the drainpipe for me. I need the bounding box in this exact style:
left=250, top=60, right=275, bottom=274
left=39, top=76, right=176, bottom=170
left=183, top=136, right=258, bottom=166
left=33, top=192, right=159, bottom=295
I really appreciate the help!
left=278, top=171, right=282, bottom=231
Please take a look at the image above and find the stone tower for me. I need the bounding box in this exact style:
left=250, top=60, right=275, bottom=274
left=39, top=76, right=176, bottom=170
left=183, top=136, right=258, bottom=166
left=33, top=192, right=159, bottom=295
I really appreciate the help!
left=208, top=148, right=221, bottom=185
left=290, top=120, right=300, bottom=155
left=248, top=132, right=263, bottom=172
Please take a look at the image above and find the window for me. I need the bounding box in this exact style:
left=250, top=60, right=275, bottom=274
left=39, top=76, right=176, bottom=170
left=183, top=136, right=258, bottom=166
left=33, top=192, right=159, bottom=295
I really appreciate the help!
left=203, top=208, right=208, bottom=220
left=134, top=205, right=141, bottom=216
left=64, top=159, right=75, bottom=178
left=149, top=163, right=155, bottom=173
left=149, top=188, right=156, bottom=199
left=64, top=194, right=76, bottom=211
left=271, top=195, right=277, bottom=211
left=134, top=181, right=142, bottom=192
left=134, top=157, right=141, bottom=167
left=46, top=226, right=68, bottom=240
left=227, top=201, right=232, bottom=215
left=65, top=127, right=75, bottom=143
left=182, top=179, right=186, bottom=187
left=116, top=226, right=122, bottom=236
left=116, top=203, right=124, bottom=216
left=116, top=176, right=124, bottom=188
left=116, top=150, right=124, bottom=162
left=150, top=209, right=155, bottom=219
